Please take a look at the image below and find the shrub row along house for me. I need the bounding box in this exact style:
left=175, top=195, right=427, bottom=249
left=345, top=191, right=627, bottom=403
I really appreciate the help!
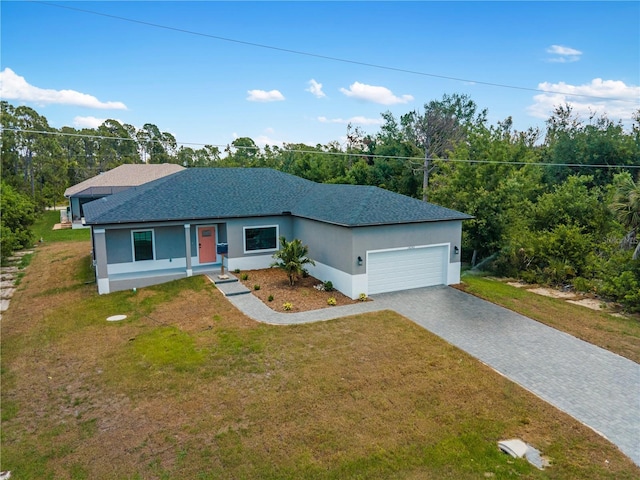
left=82, top=167, right=472, bottom=298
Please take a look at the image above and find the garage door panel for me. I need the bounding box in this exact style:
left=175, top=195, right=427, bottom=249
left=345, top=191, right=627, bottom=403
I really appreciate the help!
left=368, top=246, right=447, bottom=294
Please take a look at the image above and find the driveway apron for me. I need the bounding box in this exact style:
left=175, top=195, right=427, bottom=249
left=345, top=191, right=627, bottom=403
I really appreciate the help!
left=224, top=283, right=640, bottom=466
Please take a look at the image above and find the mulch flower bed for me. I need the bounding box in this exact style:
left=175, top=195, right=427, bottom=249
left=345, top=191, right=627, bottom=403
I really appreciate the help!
left=236, top=268, right=364, bottom=312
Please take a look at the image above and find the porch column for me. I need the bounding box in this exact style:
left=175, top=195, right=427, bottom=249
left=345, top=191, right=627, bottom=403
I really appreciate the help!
left=93, top=228, right=110, bottom=294
left=184, top=224, right=192, bottom=277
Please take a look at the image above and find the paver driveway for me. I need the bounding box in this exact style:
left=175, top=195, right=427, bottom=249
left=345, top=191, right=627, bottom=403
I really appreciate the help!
left=219, top=281, right=640, bottom=466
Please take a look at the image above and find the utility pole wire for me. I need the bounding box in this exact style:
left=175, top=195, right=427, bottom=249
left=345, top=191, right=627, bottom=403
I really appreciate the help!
left=3, top=127, right=639, bottom=169
left=32, top=1, right=639, bottom=103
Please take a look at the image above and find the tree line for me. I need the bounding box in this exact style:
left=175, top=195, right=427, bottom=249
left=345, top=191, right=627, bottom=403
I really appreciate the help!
left=1, top=97, right=639, bottom=311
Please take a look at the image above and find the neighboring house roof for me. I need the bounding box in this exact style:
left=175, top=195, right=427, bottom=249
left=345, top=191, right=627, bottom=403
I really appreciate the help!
left=83, top=168, right=472, bottom=227
left=64, top=163, right=185, bottom=198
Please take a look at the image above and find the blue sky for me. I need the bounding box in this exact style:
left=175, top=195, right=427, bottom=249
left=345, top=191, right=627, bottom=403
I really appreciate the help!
left=2, top=1, right=639, bottom=150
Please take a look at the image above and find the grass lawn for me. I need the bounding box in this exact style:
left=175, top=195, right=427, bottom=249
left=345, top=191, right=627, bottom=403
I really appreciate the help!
left=457, top=273, right=640, bottom=364
left=32, top=210, right=91, bottom=244
left=1, top=235, right=639, bottom=478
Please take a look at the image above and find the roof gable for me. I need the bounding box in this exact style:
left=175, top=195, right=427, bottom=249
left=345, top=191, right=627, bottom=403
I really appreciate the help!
left=83, top=168, right=472, bottom=226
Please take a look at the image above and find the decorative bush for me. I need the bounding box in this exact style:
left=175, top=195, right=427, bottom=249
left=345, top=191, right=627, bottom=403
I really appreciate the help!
left=254, top=284, right=260, bottom=291
left=359, top=293, right=367, bottom=302
left=240, top=273, right=249, bottom=281
left=271, top=236, right=316, bottom=286
left=327, top=297, right=337, bottom=306
left=323, top=281, right=334, bottom=292
left=233, top=268, right=241, bottom=274
left=282, top=302, right=293, bottom=311
left=268, top=295, right=274, bottom=302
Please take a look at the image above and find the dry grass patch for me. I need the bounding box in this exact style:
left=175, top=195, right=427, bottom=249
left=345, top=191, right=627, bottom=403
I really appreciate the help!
left=2, top=241, right=639, bottom=479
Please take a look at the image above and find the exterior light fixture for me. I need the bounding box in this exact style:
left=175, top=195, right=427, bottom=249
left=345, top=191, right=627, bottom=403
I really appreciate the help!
left=357, top=256, right=363, bottom=266
left=454, top=246, right=460, bottom=255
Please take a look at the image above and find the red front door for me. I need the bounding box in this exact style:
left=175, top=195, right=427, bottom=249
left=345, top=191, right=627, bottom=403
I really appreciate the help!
left=198, top=226, right=216, bottom=264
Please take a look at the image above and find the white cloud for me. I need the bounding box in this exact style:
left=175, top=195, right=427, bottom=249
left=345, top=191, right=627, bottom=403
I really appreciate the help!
left=74, top=116, right=109, bottom=128
left=255, top=134, right=278, bottom=147
left=246, top=89, right=285, bottom=102
left=317, top=115, right=383, bottom=126
left=306, top=79, right=326, bottom=98
left=527, top=78, right=640, bottom=124
left=0, top=68, right=127, bottom=109
left=339, top=82, right=413, bottom=105
left=546, top=44, right=582, bottom=63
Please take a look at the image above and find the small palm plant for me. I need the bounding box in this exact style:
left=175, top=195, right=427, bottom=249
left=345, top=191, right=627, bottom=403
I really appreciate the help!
left=271, top=236, right=316, bottom=286
left=610, top=172, right=640, bottom=259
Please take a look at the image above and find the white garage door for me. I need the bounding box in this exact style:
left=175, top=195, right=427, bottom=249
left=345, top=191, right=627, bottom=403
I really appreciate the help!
left=367, top=245, right=448, bottom=294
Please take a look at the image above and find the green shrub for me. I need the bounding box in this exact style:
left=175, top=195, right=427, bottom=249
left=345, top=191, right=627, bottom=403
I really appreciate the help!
left=323, top=281, right=334, bottom=292
left=572, top=277, right=593, bottom=293
left=599, top=269, right=640, bottom=313
left=254, top=284, right=260, bottom=291
left=240, top=273, right=248, bottom=281
left=267, top=295, right=274, bottom=302
left=234, top=268, right=241, bottom=274
left=1, top=181, right=36, bottom=261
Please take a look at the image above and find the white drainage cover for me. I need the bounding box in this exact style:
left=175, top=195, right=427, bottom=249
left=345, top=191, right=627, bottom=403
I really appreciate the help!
left=498, top=439, right=549, bottom=470
left=106, top=314, right=127, bottom=322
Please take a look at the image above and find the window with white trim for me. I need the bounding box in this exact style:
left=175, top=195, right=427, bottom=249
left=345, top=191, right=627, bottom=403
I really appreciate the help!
left=243, top=225, right=279, bottom=253
left=132, top=229, right=155, bottom=261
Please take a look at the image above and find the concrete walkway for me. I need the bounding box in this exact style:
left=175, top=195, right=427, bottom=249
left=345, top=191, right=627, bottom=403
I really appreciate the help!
left=212, top=278, right=640, bottom=466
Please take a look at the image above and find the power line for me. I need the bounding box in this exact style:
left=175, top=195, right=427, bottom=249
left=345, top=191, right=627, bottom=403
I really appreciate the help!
left=3, top=127, right=639, bottom=170
left=32, top=1, right=639, bottom=103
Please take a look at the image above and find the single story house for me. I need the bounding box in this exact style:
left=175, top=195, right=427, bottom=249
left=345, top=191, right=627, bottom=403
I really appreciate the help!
left=64, top=163, right=185, bottom=228
left=83, top=168, right=472, bottom=299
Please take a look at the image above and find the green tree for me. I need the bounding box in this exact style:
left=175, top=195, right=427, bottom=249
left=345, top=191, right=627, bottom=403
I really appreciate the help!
left=401, top=93, right=487, bottom=200
left=429, top=118, right=543, bottom=264
left=366, top=111, right=422, bottom=197
left=97, top=119, right=140, bottom=169
left=270, top=236, right=315, bottom=286
left=177, top=145, right=221, bottom=167
left=223, top=137, right=260, bottom=167
left=1, top=181, right=36, bottom=261
left=496, top=175, right=616, bottom=284
left=137, top=123, right=177, bottom=164
left=542, top=105, right=639, bottom=187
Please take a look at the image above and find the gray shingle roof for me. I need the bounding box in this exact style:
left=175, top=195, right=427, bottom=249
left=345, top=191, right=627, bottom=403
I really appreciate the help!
left=64, top=163, right=185, bottom=197
left=83, top=168, right=472, bottom=227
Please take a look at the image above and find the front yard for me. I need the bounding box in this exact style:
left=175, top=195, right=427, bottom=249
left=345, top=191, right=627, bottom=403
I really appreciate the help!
left=1, top=227, right=639, bottom=478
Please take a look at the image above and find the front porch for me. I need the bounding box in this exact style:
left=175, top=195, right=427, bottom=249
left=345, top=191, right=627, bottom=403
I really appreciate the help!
left=108, top=263, right=224, bottom=293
